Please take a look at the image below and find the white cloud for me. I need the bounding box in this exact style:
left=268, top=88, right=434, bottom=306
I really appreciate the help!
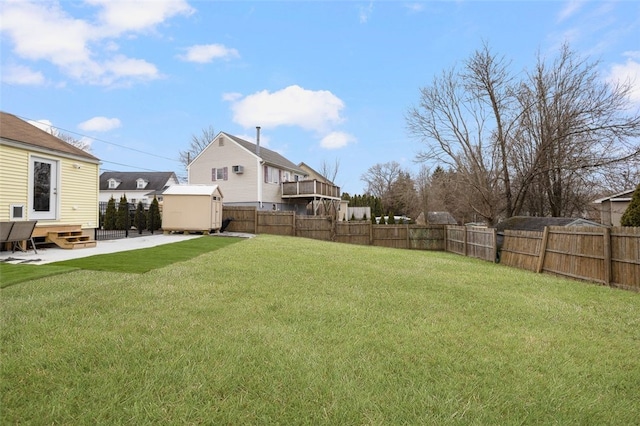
left=86, top=0, right=194, bottom=36
left=0, top=0, right=190, bottom=86
left=222, top=92, right=243, bottom=102
left=320, top=132, right=356, bottom=150
left=1, top=64, right=45, bottom=85
left=607, top=53, right=640, bottom=105
left=28, top=119, right=56, bottom=134
left=359, top=2, right=374, bottom=23
left=78, top=117, right=122, bottom=132
left=404, top=3, right=425, bottom=13
left=179, top=44, right=240, bottom=63
left=557, top=0, right=585, bottom=23
left=229, top=85, right=345, bottom=133
left=0, top=1, right=93, bottom=64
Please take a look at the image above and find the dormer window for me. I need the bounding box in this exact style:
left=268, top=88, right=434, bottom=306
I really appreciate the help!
left=108, top=178, right=120, bottom=189
left=136, top=178, right=148, bottom=189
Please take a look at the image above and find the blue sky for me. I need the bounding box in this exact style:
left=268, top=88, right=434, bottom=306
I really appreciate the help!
left=1, top=0, right=639, bottom=194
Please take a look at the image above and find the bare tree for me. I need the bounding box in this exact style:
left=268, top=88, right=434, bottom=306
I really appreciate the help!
left=360, top=161, right=418, bottom=215
left=179, top=125, right=217, bottom=167
left=361, top=161, right=403, bottom=198
left=406, top=54, right=507, bottom=224
left=318, top=158, right=340, bottom=184
left=408, top=43, right=640, bottom=223
left=58, top=132, right=92, bottom=153
left=513, top=44, right=640, bottom=216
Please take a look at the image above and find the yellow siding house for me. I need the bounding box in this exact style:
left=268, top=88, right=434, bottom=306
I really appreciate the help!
left=0, top=112, right=100, bottom=240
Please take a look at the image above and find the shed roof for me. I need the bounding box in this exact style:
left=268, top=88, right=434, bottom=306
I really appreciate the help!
left=427, top=211, right=458, bottom=225
left=495, top=216, right=603, bottom=233
left=593, top=188, right=635, bottom=203
left=0, top=111, right=99, bottom=162
left=163, top=184, right=222, bottom=197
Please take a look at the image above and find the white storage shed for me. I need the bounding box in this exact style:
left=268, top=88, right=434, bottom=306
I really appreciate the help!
left=162, top=185, right=223, bottom=233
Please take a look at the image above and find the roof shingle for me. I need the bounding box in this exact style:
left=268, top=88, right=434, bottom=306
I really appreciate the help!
left=0, top=111, right=99, bottom=161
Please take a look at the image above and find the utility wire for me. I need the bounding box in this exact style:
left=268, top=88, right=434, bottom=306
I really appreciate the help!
left=17, top=114, right=181, bottom=163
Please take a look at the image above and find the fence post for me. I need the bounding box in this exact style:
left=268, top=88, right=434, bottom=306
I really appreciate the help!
left=463, top=226, right=468, bottom=257
left=254, top=208, right=258, bottom=234
left=291, top=211, right=296, bottom=236
left=536, top=227, right=550, bottom=273
left=406, top=224, right=410, bottom=249
left=444, top=226, right=448, bottom=252
left=492, top=227, right=497, bottom=263
left=603, top=227, right=611, bottom=285
left=369, top=222, right=373, bottom=246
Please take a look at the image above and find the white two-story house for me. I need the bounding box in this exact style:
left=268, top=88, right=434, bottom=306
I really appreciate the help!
left=188, top=132, right=340, bottom=214
left=99, top=171, right=180, bottom=206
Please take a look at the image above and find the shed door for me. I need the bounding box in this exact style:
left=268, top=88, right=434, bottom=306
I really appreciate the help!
left=30, top=156, right=58, bottom=220
left=211, top=198, right=221, bottom=228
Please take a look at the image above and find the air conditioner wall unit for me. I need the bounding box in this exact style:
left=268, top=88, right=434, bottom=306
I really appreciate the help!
left=232, top=165, right=244, bottom=174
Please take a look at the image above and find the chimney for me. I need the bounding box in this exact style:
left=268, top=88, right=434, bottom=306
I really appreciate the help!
left=256, top=126, right=261, bottom=156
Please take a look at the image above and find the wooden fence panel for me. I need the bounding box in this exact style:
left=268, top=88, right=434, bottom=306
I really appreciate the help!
left=335, top=221, right=371, bottom=245
left=222, top=206, right=257, bottom=233
left=466, top=227, right=497, bottom=262
left=445, top=226, right=496, bottom=261
left=611, top=226, right=640, bottom=291
left=257, top=211, right=295, bottom=236
left=445, top=226, right=466, bottom=255
left=500, top=230, right=543, bottom=271
left=542, top=226, right=606, bottom=284
left=409, top=225, right=446, bottom=250
left=372, top=225, right=408, bottom=249
left=296, top=216, right=334, bottom=241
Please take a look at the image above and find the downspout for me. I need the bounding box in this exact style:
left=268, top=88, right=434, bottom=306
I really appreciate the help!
left=256, top=126, right=262, bottom=208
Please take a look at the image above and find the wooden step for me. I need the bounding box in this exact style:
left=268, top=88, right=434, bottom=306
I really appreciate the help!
left=47, top=231, right=97, bottom=250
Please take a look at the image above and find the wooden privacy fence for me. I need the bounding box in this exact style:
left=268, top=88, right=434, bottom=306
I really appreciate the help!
left=223, top=207, right=445, bottom=250
left=500, top=226, right=640, bottom=291
left=445, top=225, right=497, bottom=262
left=223, top=207, right=639, bottom=291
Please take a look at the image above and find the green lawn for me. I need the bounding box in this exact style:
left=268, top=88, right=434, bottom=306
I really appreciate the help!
left=0, top=235, right=241, bottom=288
left=1, top=234, right=639, bottom=424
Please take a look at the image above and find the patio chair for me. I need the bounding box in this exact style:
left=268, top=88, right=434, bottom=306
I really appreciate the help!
left=5, top=220, right=38, bottom=254
left=1, top=221, right=14, bottom=242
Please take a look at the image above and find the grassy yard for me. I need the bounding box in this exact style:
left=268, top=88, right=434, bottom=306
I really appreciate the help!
left=1, top=234, right=639, bottom=424
left=0, top=236, right=241, bottom=288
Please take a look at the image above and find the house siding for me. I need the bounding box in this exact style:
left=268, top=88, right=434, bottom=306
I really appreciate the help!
left=59, top=160, right=100, bottom=229
left=189, top=135, right=261, bottom=203
left=0, top=145, right=29, bottom=221
left=0, top=144, right=99, bottom=229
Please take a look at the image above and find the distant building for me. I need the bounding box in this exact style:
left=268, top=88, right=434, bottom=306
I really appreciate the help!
left=100, top=171, right=179, bottom=206
left=593, top=189, right=635, bottom=227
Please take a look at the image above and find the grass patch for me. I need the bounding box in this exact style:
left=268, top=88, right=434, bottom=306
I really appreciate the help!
left=0, top=264, right=78, bottom=289
left=2, top=235, right=639, bottom=424
left=0, top=236, right=241, bottom=288
left=50, top=235, right=242, bottom=273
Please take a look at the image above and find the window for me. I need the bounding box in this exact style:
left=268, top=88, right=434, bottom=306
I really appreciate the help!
left=10, top=204, right=24, bottom=220
left=108, top=179, right=120, bottom=189
left=219, top=137, right=224, bottom=147
left=211, top=167, right=228, bottom=181
left=136, top=179, right=148, bottom=189
left=283, top=171, right=291, bottom=182
left=264, top=166, right=280, bottom=184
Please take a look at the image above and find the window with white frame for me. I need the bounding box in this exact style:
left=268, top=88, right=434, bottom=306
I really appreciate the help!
left=108, top=179, right=120, bottom=189
left=264, top=166, right=280, bottom=184
left=211, top=167, right=228, bottom=181
left=136, top=179, right=148, bottom=189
